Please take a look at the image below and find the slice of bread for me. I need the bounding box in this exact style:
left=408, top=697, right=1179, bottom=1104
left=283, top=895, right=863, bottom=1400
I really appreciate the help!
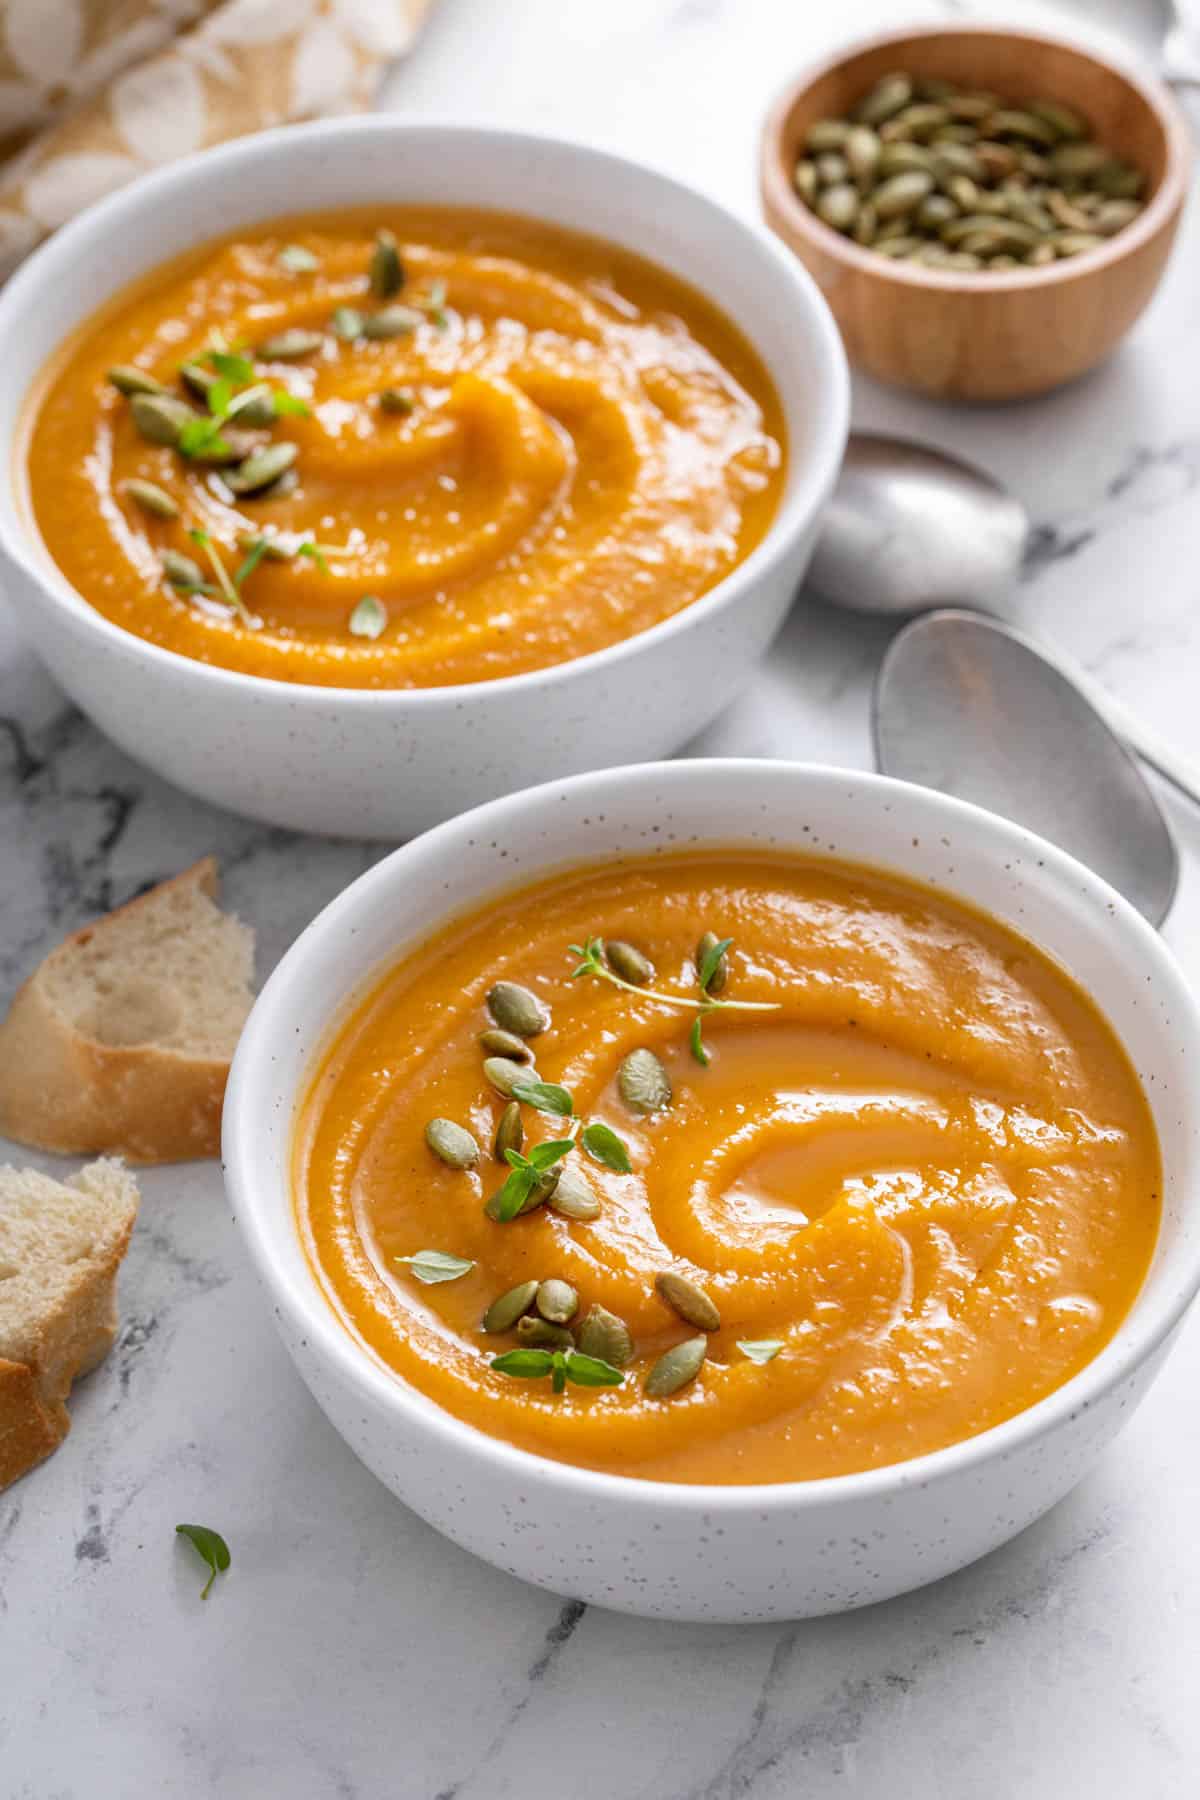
left=0, top=1158, right=138, bottom=1490
left=0, top=858, right=254, bottom=1163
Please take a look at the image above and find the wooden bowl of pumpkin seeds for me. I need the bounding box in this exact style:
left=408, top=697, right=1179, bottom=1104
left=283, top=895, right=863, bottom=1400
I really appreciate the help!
left=760, top=23, right=1189, bottom=400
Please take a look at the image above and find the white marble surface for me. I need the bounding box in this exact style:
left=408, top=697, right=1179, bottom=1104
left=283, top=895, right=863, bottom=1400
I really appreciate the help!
left=5, top=0, right=1200, bottom=1793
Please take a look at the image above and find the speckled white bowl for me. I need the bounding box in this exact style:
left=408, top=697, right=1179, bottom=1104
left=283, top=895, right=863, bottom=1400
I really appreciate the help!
left=0, top=119, right=847, bottom=840
left=223, top=760, right=1200, bottom=1623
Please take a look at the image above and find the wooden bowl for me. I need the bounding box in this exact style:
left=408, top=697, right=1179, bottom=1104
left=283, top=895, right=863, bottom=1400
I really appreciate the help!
left=760, top=23, right=1191, bottom=401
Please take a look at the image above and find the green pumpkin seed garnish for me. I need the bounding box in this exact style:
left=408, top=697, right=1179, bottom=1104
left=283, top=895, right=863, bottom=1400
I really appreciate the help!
left=484, top=1163, right=559, bottom=1219
left=515, top=1316, right=574, bottom=1351
left=258, top=328, right=324, bottom=361
left=379, top=386, right=416, bottom=415
left=577, top=1305, right=633, bottom=1368
left=696, top=931, right=729, bottom=995
left=424, top=1117, right=479, bottom=1170
left=482, top=1279, right=539, bottom=1334
left=130, top=392, right=197, bottom=448
left=349, top=595, right=387, bottom=639
left=160, top=548, right=207, bottom=592
left=108, top=364, right=167, bottom=398
left=331, top=306, right=365, bottom=341
left=854, top=72, right=913, bottom=127
left=279, top=244, right=320, bottom=273
left=656, top=1270, right=721, bottom=1331
left=123, top=478, right=178, bottom=521
left=479, top=1027, right=533, bottom=1062
left=369, top=229, right=405, bottom=299
left=362, top=305, right=421, bottom=341
left=178, top=361, right=218, bottom=401
left=547, top=1164, right=601, bottom=1221
left=493, top=1099, right=524, bottom=1162
left=482, top=1055, right=531, bottom=1099
left=618, top=1048, right=671, bottom=1115
left=644, top=1336, right=707, bottom=1398
left=487, top=981, right=549, bottom=1038
left=224, top=441, right=298, bottom=496
left=536, top=1279, right=578, bottom=1325
left=604, top=940, right=654, bottom=986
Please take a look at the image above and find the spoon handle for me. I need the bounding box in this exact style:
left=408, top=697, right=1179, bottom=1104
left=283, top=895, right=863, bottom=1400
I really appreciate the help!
left=1043, top=648, right=1200, bottom=809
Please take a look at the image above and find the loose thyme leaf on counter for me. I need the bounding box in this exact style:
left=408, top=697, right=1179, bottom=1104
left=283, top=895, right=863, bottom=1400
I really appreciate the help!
left=397, top=1249, right=476, bottom=1284
left=175, top=1523, right=230, bottom=1600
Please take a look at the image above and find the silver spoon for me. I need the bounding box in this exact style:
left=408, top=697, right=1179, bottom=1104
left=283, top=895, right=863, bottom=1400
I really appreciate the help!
left=874, top=608, right=1178, bottom=927
left=810, top=433, right=1200, bottom=807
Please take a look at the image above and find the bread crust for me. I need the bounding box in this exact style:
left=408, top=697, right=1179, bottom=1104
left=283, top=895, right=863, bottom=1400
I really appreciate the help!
left=0, top=858, right=245, bottom=1164
left=0, top=1162, right=137, bottom=1491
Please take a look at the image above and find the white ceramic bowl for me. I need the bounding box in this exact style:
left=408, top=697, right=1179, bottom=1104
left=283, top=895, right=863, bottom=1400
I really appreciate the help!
left=0, top=120, right=848, bottom=840
left=224, top=759, right=1200, bottom=1623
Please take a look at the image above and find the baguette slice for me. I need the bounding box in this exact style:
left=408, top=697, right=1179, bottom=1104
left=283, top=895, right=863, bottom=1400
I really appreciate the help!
left=0, top=858, right=253, bottom=1163
left=0, top=1158, right=138, bottom=1490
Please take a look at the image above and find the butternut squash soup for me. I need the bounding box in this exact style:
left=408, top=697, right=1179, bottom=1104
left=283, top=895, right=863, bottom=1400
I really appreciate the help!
left=24, top=210, right=785, bottom=688
left=295, top=852, right=1160, bottom=1485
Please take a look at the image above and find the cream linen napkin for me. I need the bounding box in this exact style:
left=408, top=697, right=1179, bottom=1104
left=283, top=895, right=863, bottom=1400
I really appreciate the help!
left=0, top=0, right=433, bottom=279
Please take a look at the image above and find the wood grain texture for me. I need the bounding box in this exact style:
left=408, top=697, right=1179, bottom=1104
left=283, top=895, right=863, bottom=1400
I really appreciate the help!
left=760, top=24, right=1191, bottom=401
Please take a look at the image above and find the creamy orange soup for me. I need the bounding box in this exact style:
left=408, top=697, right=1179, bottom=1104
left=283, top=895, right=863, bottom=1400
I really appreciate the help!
left=24, top=209, right=785, bottom=688
left=295, top=852, right=1159, bottom=1484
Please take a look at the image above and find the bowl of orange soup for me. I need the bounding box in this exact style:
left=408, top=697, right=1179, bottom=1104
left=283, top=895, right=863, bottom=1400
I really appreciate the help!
left=223, top=760, right=1200, bottom=1622
left=0, top=120, right=847, bottom=838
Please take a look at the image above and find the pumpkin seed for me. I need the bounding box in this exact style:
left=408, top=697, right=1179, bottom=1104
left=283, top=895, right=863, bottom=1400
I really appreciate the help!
left=379, top=386, right=415, bottom=415
left=258, top=328, right=324, bottom=361
left=1026, top=242, right=1057, bottom=267
left=816, top=184, right=858, bottom=231
left=161, top=549, right=206, bottom=591
left=130, top=392, right=197, bottom=447
left=792, top=159, right=818, bottom=204
left=108, top=364, right=166, bottom=398
left=1046, top=190, right=1093, bottom=231
left=876, top=235, right=923, bottom=258
left=656, top=1270, right=721, bottom=1331
left=482, top=1279, right=539, bottom=1334
left=232, top=387, right=278, bottom=428
left=852, top=201, right=878, bottom=245
left=225, top=441, right=298, bottom=496
left=985, top=108, right=1057, bottom=147
left=1093, top=198, right=1142, bottom=235
left=179, top=361, right=217, bottom=401
left=605, top=939, right=654, bottom=986
left=931, top=142, right=981, bottom=181
left=577, top=1305, right=634, bottom=1368
left=487, top=981, right=549, bottom=1038
left=915, top=193, right=956, bottom=231
left=369, top=228, right=404, bottom=299
left=331, top=305, right=365, bottom=341
left=547, top=1164, right=601, bottom=1221
left=618, top=1048, right=671, bottom=1115
left=1050, top=142, right=1111, bottom=179
left=362, top=305, right=422, bottom=341
left=944, top=173, right=979, bottom=211
left=483, top=1056, right=529, bottom=1099
left=536, top=1278, right=578, bottom=1324
left=424, top=1117, right=479, bottom=1170
left=878, top=142, right=934, bottom=178
left=815, top=151, right=849, bottom=186
left=805, top=118, right=851, bottom=152
left=484, top=1164, right=559, bottom=1220
left=516, top=1316, right=574, bottom=1350
left=873, top=170, right=934, bottom=218
left=974, top=141, right=1019, bottom=182
left=480, top=1027, right=533, bottom=1062
left=947, top=91, right=1000, bottom=122
left=1094, top=162, right=1142, bottom=199
left=854, top=73, right=913, bottom=127
left=123, top=478, right=178, bottom=521
left=1028, top=98, right=1087, bottom=142
left=1051, top=230, right=1105, bottom=257
left=893, top=103, right=949, bottom=141
left=845, top=125, right=881, bottom=187
left=696, top=929, right=728, bottom=995
left=493, top=1100, right=524, bottom=1161
left=644, top=1336, right=706, bottom=1398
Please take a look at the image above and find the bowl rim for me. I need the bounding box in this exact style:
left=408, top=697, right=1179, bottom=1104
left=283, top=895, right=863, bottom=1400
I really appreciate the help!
left=223, top=757, right=1200, bottom=1513
left=760, top=18, right=1193, bottom=294
left=0, top=115, right=849, bottom=711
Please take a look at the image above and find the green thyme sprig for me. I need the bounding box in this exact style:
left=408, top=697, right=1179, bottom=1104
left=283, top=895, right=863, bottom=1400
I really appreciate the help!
left=488, top=1086, right=631, bottom=1223
left=490, top=1347, right=623, bottom=1394
left=570, top=934, right=777, bottom=1068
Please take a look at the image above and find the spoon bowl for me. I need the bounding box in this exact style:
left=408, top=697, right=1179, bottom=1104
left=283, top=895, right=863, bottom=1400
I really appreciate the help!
left=874, top=609, right=1179, bottom=927
left=809, top=434, right=1028, bottom=616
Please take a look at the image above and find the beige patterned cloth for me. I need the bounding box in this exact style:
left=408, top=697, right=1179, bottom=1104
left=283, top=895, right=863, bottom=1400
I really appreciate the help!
left=0, top=0, right=433, bottom=278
